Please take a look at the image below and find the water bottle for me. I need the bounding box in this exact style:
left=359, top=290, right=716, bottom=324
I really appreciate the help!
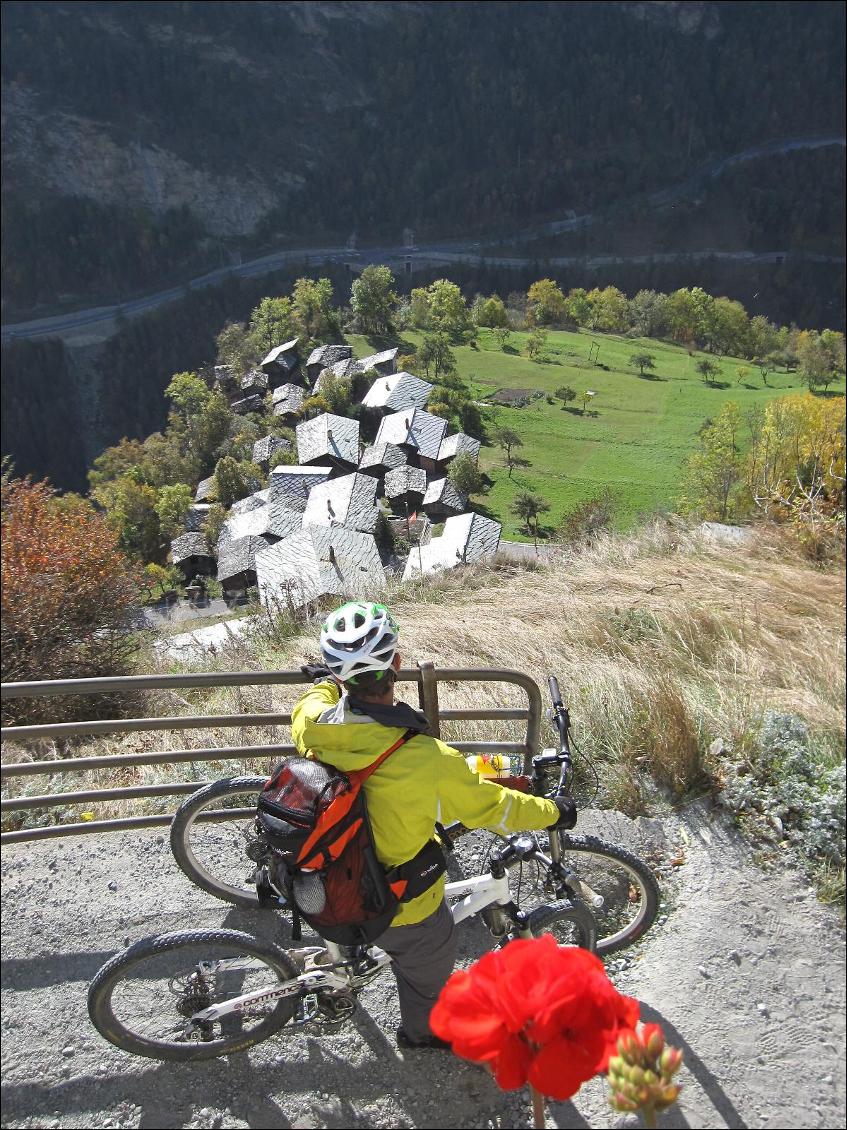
left=293, top=870, right=326, bottom=914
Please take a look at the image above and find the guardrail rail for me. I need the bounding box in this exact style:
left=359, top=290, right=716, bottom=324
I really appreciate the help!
left=1, top=663, right=542, bottom=844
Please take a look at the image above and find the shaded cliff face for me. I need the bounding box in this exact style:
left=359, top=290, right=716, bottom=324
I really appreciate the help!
left=2, top=0, right=844, bottom=314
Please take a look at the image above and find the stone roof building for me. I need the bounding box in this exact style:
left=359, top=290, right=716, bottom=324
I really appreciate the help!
left=230, top=394, right=265, bottom=416
left=195, top=476, right=218, bottom=503
left=303, top=472, right=380, bottom=534
left=185, top=503, right=212, bottom=531
left=213, top=365, right=239, bottom=395
left=271, top=383, right=305, bottom=420
left=296, top=413, right=359, bottom=469
left=239, top=369, right=270, bottom=397
left=360, top=347, right=399, bottom=375
left=358, top=442, right=408, bottom=477
left=383, top=465, right=427, bottom=514
left=169, top=533, right=215, bottom=579
left=374, top=409, right=448, bottom=466
left=256, top=525, right=386, bottom=610
left=252, top=435, right=292, bottom=472
left=421, top=477, right=467, bottom=521
left=216, top=533, right=276, bottom=594
left=403, top=512, right=501, bottom=580
left=260, top=339, right=301, bottom=387
left=230, top=489, right=270, bottom=516
left=437, top=431, right=481, bottom=465
left=361, top=372, right=433, bottom=414
left=305, top=344, right=353, bottom=384
left=268, top=465, right=332, bottom=512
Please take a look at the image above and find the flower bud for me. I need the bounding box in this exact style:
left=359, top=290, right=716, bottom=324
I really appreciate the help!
left=646, top=1028, right=665, bottom=1058
left=609, top=1092, right=640, bottom=1113
left=660, top=1047, right=683, bottom=1077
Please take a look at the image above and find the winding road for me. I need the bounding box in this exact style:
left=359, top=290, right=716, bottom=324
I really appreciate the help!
left=2, top=135, right=844, bottom=345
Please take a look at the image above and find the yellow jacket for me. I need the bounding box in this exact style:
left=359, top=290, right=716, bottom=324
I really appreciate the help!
left=290, top=681, right=559, bottom=926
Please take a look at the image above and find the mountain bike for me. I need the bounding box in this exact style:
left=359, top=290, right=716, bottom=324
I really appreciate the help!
left=168, top=675, right=660, bottom=956
left=87, top=676, right=659, bottom=1061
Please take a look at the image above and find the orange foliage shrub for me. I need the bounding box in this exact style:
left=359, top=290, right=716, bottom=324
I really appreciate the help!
left=1, top=477, right=142, bottom=722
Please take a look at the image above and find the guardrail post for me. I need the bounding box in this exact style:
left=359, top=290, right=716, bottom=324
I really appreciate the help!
left=417, top=660, right=441, bottom=738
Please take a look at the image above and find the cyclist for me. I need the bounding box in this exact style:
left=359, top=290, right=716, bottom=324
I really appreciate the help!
left=291, top=600, right=576, bottom=1051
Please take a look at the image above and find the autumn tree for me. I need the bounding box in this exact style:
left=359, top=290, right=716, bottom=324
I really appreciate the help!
left=525, top=326, right=548, bottom=360
left=248, top=296, right=295, bottom=356
left=526, top=279, right=567, bottom=326
left=155, top=483, right=194, bottom=541
left=292, top=276, right=337, bottom=343
left=418, top=332, right=457, bottom=381
left=215, top=321, right=255, bottom=374
left=213, top=456, right=263, bottom=509
left=475, top=294, right=509, bottom=328
left=680, top=402, right=745, bottom=521
left=1, top=476, right=142, bottom=718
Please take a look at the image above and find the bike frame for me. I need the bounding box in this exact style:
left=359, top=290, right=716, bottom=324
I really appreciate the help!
left=187, top=870, right=516, bottom=1027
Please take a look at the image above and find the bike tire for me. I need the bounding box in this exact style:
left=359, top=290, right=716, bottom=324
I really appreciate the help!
left=170, top=776, right=272, bottom=908
left=525, top=898, right=598, bottom=952
left=88, top=929, right=300, bottom=1062
left=555, top=835, right=660, bottom=955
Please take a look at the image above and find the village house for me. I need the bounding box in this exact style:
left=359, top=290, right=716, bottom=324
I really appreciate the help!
left=305, top=344, right=353, bottom=385
left=213, top=365, right=239, bottom=396
left=252, top=435, right=292, bottom=473
left=361, top=371, right=433, bottom=414
left=194, top=475, right=218, bottom=503
left=268, top=464, right=332, bottom=512
left=229, top=393, right=265, bottom=416
left=216, top=532, right=277, bottom=601
left=421, top=477, right=468, bottom=522
left=239, top=369, right=270, bottom=398
left=374, top=409, right=448, bottom=471
left=437, top=431, right=482, bottom=465
left=271, top=382, right=305, bottom=421
left=383, top=464, right=427, bottom=516
left=169, top=532, right=215, bottom=581
left=403, top=511, right=501, bottom=580
left=184, top=503, right=212, bottom=531
left=260, top=339, right=301, bottom=387
left=255, top=525, right=386, bottom=610
left=303, top=472, right=380, bottom=534
left=360, top=347, right=399, bottom=376
left=296, top=412, right=359, bottom=470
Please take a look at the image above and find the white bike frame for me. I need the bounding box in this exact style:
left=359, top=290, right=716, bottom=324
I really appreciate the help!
left=189, top=870, right=516, bottom=1026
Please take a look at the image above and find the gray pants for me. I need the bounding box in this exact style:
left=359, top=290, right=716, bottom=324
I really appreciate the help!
left=377, top=900, right=457, bottom=1042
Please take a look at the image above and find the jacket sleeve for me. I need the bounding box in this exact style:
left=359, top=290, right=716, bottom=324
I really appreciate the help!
left=290, top=681, right=341, bottom=755
left=435, top=743, right=559, bottom=834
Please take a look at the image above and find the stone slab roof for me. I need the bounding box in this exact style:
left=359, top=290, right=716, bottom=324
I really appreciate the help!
left=268, top=465, right=332, bottom=512
left=217, top=533, right=274, bottom=584
left=383, top=465, right=427, bottom=500
left=240, top=368, right=269, bottom=394
left=422, top=477, right=467, bottom=514
left=306, top=345, right=352, bottom=377
left=361, top=347, right=399, bottom=373
left=230, top=394, right=265, bottom=415
left=328, top=357, right=365, bottom=380
left=261, top=339, right=300, bottom=372
left=358, top=442, right=408, bottom=474
left=437, top=432, right=482, bottom=463
left=296, top=412, right=359, bottom=466
left=361, top=372, right=433, bottom=412
left=230, top=490, right=269, bottom=516
left=374, top=410, right=447, bottom=461
left=221, top=505, right=271, bottom=542
left=256, top=525, right=385, bottom=610
left=265, top=497, right=304, bottom=540
left=213, top=365, right=238, bottom=392
left=170, top=532, right=213, bottom=565
left=303, top=472, right=380, bottom=534
left=271, top=383, right=305, bottom=417
left=252, top=435, right=292, bottom=468
left=185, top=504, right=212, bottom=532
left=403, top=512, right=501, bottom=580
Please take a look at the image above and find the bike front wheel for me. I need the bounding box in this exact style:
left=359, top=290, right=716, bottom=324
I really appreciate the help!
left=525, top=898, right=598, bottom=951
left=88, top=929, right=300, bottom=1061
left=170, top=776, right=273, bottom=908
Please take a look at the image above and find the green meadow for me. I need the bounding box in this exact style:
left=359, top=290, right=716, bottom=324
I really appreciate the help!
left=349, top=329, right=845, bottom=540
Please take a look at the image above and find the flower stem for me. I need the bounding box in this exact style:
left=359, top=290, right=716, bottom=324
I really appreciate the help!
left=640, top=1106, right=658, bottom=1129
left=530, top=1086, right=546, bottom=1129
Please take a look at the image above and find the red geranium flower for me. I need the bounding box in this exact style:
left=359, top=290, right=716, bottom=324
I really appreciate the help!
left=430, top=934, right=639, bottom=1100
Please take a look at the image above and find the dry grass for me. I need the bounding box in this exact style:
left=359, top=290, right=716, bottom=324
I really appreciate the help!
left=4, top=518, right=844, bottom=829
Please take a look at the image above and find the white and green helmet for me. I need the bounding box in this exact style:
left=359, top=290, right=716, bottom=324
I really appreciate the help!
left=319, top=601, right=399, bottom=683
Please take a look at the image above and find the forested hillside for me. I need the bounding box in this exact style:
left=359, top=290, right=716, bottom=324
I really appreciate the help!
left=2, top=0, right=844, bottom=315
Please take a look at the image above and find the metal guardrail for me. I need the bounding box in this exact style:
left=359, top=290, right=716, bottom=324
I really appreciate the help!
left=1, top=664, right=542, bottom=843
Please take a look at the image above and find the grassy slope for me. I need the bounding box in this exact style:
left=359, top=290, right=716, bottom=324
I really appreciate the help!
left=350, top=329, right=846, bottom=539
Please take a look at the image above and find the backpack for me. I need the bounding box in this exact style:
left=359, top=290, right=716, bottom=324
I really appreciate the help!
left=256, top=729, right=447, bottom=945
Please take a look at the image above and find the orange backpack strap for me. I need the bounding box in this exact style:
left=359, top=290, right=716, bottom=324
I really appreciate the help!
left=349, top=728, right=417, bottom=786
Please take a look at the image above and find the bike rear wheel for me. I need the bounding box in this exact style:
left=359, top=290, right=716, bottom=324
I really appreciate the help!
left=88, top=929, right=300, bottom=1061
left=170, top=776, right=273, bottom=908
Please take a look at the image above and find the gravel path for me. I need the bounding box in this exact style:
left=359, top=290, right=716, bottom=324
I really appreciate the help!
left=1, top=803, right=844, bottom=1130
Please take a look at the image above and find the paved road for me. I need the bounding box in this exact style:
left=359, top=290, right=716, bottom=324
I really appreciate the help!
left=2, top=135, right=844, bottom=344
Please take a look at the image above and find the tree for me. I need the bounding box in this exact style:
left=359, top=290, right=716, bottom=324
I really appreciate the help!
left=736, top=366, right=750, bottom=386
left=495, top=427, right=524, bottom=477
left=580, top=390, right=597, bottom=414
left=555, top=386, right=577, bottom=407
left=448, top=452, right=485, bottom=497
left=155, top=483, right=194, bottom=541
left=92, top=473, right=162, bottom=563
left=476, top=294, right=509, bottom=328
left=753, top=356, right=772, bottom=387
left=586, top=286, right=630, bottom=333
left=292, top=276, right=337, bottom=343
left=629, top=290, right=669, bottom=338
left=680, top=402, right=745, bottom=521
left=797, top=329, right=846, bottom=392
left=629, top=352, right=656, bottom=377
left=565, top=288, right=592, bottom=327
left=707, top=296, right=750, bottom=357
left=215, top=321, right=254, bottom=374
left=695, top=358, right=720, bottom=385
left=409, top=287, right=432, bottom=329
left=213, top=456, right=263, bottom=509
left=1, top=476, right=141, bottom=717
left=525, top=326, right=548, bottom=360
left=312, top=372, right=352, bottom=415
left=165, top=371, right=211, bottom=421
left=492, top=325, right=512, bottom=350
left=511, top=490, right=551, bottom=546
left=418, top=332, right=457, bottom=381
left=350, top=265, right=399, bottom=336
left=526, top=279, right=567, bottom=326
left=248, top=296, right=295, bottom=356
left=427, top=279, right=471, bottom=341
